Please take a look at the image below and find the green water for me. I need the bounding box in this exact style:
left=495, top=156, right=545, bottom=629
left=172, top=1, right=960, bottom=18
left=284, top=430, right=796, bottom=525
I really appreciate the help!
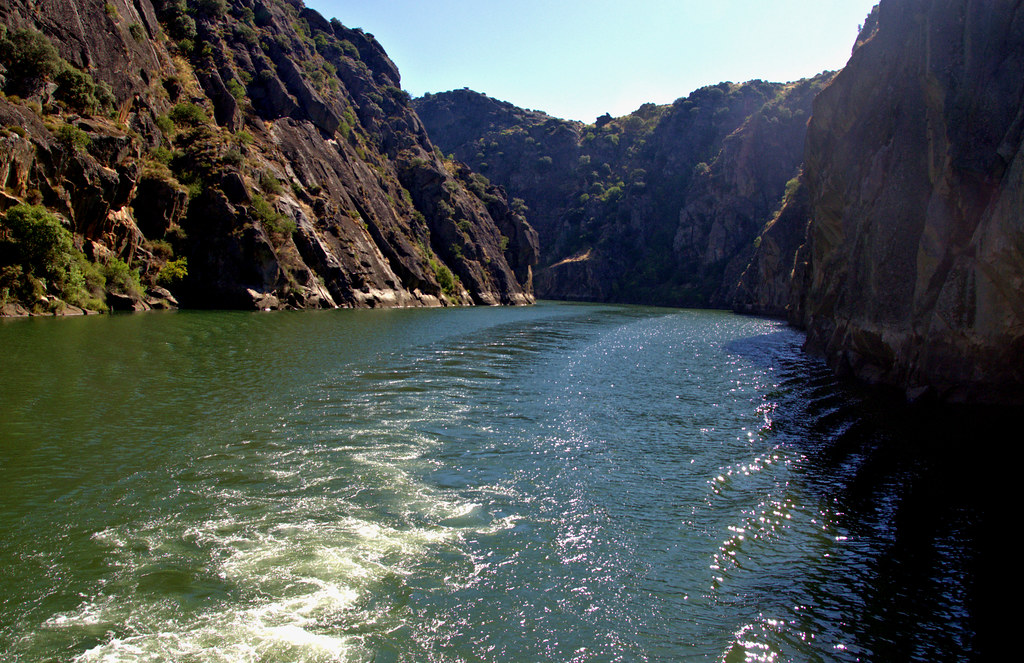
left=0, top=303, right=991, bottom=661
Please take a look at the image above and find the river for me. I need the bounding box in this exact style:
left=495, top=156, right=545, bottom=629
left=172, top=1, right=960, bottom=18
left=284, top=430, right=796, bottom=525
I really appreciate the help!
left=0, top=302, right=996, bottom=661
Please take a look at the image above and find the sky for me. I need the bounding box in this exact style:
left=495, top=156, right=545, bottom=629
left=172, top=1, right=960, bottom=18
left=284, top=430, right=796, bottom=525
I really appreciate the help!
left=305, top=0, right=879, bottom=123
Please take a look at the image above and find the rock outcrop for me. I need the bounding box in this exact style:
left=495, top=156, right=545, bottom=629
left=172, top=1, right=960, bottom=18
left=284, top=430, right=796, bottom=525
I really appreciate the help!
left=0, top=0, right=536, bottom=314
left=415, top=76, right=830, bottom=307
left=733, top=173, right=811, bottom=318
left=789, top=0, right=1024, bottom=403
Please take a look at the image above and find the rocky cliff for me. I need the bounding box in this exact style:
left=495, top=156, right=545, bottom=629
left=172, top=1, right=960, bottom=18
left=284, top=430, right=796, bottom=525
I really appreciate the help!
left=0, top=0, right=536, bottom=315
left=415, top=76, right=831, bottom=307
left=790, top=0, right=1024, bottom=403
left=733, top=173, right=810, bottom=318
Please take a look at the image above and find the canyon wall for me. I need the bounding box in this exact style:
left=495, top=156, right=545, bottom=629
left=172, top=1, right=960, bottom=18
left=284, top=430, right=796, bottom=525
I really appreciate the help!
left=0, top=0, right=536, bottom=314
left=793, top=0, right=1024, bottom=402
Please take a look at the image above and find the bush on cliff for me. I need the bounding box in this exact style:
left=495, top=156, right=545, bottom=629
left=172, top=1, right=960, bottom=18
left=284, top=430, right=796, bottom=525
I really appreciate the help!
left=0, top=204, right=105, bottom=310
left=0, top=28, right=113, bottom=115
left=169, top=102, right=209, bottom=127
left=53, top=66, right=114, bottom=115
left=0, top=27, right=60, bottom=96
left=100, top=256, right=142, bottom=297
left=428, top=256, right=459, bottom=298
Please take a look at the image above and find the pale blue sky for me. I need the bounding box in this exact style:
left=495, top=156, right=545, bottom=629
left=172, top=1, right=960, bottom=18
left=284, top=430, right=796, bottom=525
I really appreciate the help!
left=306, top=1, right=878, bottom=123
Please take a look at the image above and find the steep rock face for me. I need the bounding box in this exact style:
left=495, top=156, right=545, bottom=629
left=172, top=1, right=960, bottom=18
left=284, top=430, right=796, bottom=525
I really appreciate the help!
left=416, top=77, right=829, bottom=306
left=0, top=0, right=535, bottom=314
left=797, top=0, right=1024, bottom=402
left=733, top=174, right=811, bottom=317
left=414, top=89, right=584, bottom=271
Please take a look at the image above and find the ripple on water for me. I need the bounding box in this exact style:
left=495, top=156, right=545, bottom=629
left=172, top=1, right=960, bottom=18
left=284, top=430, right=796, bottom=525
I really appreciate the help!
left=0, top=306, right=992, bottom=662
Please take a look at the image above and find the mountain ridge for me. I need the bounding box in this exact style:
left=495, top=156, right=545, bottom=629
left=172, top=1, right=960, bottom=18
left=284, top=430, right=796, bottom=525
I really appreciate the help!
left=415, top=74, right=833, bottom=307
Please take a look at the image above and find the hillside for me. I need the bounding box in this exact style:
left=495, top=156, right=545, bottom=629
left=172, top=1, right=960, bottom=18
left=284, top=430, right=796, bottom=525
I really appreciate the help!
left=0, top=0, right=537, bottom=315
left=415, top=75, right=832, bottom=307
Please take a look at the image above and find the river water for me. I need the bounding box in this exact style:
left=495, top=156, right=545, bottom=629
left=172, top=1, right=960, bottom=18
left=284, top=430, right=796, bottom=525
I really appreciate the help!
left=0, top=303, right=997, bottom=661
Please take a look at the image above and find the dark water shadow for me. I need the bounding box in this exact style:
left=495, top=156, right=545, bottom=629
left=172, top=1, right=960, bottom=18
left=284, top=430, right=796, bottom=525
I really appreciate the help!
left=726, top=326, right=1011, bottom=662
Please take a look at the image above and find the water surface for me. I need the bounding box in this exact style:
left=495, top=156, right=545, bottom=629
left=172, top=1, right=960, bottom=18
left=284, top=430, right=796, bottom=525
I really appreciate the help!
left=0, top=303, right=993, bottom=661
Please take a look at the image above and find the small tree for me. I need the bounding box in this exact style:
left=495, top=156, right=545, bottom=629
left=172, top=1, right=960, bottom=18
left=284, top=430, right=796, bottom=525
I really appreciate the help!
left=169, top=102, right=209, bottom=126
left=2, top=204, right=73, bottom=270
left=0, top=28, right=61, bottom=95
left=54, top=66, right=100, bottom=113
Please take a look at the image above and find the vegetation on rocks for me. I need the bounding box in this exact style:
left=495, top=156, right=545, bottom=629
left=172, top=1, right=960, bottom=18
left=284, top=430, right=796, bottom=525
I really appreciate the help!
left=415, top=75, right=831, bottom=307
left=0, top=0, right=536, bottom=315
left=0, top=204, right=106, bottom=312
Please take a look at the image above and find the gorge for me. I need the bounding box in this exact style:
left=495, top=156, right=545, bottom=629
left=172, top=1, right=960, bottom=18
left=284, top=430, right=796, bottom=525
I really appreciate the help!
left=2, top=0, right=1022, bottom=401
left=0, top=2, right=1015, bottom=660
left=0, top=0, right=538, bottom=314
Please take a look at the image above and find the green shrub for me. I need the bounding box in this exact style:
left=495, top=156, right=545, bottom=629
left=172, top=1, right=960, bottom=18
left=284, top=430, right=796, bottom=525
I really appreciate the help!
left=94, top=80, right=115, bottom=110
left=147, top=239, right=174, bottom=259
left=0, top=28, right=61, bottom=95
left=101, top=256, right=142, bottom=296
left=313, top=33, right=331, bottom=56
left=784, top=175, right=801, bottom=201
left=428, top=257, right=457, bottom=297
left=338, top=40, right=358, bottom=58
left=169, top=102, right=208, bottom=127
left=2, top=204, right=73, bottom=270
left=0, top=204, right=95, bottom=305
left=54, top=66, right=102, bottom=113
left=170, top=14, right=197, bottom=41
left=156, top=257, right=188, bottom=286
left=385, top=86, right=410, bottom=104
left=226, top=78, right=246, bottom=100
left=232, top=23, right=258, bottom=45
left=155, top=114, right=174, bottom=135
left=149, top=145, right=173, bottom=164
left=251, top=195, right=295, bottom=234
left=600, top=185, right=623, bottom=202
left=185, top=180, right=203, bottom=201
left=54, top=124, right=91, bottom=152
left=128, top=23, right=145, bottom=42
left=222, top=148, right=243, bottom=167
left=260, top=171, right=282, bottom=196
left=194, top=0, right=227, bottom=17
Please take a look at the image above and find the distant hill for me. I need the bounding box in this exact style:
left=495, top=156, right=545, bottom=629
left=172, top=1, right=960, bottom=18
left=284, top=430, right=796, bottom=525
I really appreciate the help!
left=415, top=76, right=831, bottom=307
